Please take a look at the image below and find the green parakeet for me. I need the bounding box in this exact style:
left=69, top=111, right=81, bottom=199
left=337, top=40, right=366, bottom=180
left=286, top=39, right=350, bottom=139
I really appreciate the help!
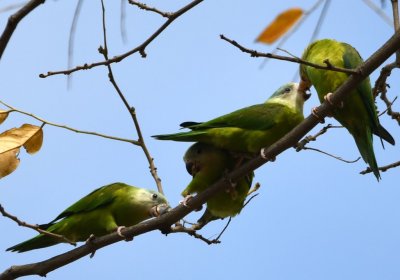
left=153, top=82, right=310, bottom=154
left=7, top=183, right=169, bottom=253
left=183, top=142, right=254, bottom=229
left=299, top=39, right=395, bottom=180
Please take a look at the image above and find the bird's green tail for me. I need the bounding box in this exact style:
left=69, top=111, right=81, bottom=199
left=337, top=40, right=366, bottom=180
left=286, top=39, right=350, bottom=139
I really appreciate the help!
left=352, top=128, right=380, bottom=181
left=152, top=130, right=206, bottom=141
left=6, top=234, right=60, bottom=253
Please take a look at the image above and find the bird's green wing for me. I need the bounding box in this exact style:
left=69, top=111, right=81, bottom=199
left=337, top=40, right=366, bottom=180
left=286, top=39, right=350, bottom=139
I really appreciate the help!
left=49, top=183, right=126, bottom=223
left=342, top=43, right=378, bottom=127
left=182, top=103, right=286, bottom=131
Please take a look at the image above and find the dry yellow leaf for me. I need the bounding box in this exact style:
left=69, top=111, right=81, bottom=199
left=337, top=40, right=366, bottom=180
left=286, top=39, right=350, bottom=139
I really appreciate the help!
left=0, top=148, right=20, bottom=179
left=0, top=110, right=9, bottom=125
left=256, top=7, right=303, bottom=44
left=24, top=126, right=43, bottom=154
left=0, top=124, right=43, bottom=154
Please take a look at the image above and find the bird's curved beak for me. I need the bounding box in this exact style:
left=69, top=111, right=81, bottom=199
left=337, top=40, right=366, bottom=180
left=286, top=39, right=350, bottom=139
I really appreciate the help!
left=186, top=160, right=200, bottom=176
left=303, top=89, right=311, bottom=101
left=298, top=80, right=311, bottom=101
left=150, top=203, right=170, bottom=217
left=185, top=161, right=194, bottom=175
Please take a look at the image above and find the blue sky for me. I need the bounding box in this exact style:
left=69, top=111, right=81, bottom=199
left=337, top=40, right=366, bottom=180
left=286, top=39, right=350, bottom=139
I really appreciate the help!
left=1, top=0, right=399, bottom=279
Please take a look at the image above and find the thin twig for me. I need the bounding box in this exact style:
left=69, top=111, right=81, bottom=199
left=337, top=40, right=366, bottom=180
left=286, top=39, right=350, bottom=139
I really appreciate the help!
left=0, top=100, right=140, bottom=145
left=360, top=160, right=400, bottom=174
left=0, top=204, right=76, bottom=246
left=170, top=223, right=221, bottom=245
left=128, top=0, right=172, bottom=18
left=301, top=146, right=361, bottom=163
left=214, top=217, right=231, bottom=242
left=39, top=0, right=203, bottom=78
left=0, top=0, right=45, bottom=58
left=221, top=34, right=359, bottom=75
left=378, top=96, right=397, bottom=116
left=373, top=62, right=400, bottom=124
left=296, top=124, right=360, bottom=163
left=296, top=124, right=342, bottom=151
left=99, top=0, right=163, bottom=194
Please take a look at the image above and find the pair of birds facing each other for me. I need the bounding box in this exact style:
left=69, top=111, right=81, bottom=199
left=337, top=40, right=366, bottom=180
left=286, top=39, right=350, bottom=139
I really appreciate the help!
left=154, top=39, right=395, bottom=226
left=7, top=183, right=169, bottom=253
left=154, top=82, right=311, bottom=228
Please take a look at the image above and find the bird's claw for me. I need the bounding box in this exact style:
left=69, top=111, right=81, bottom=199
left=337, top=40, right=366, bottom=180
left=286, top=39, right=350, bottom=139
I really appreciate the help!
left=311, top=107, right=326, bottom=123
left=179, top=195, right=202, bottom=211
left=179, top=195, right=193, bottom=207
left=260, top=148, right=276, bottom=161
left=117, top=226, right=134, bottom=241
left=85, top=234, right=96, bottom=244
left=324, top=92, right=343, bottom=108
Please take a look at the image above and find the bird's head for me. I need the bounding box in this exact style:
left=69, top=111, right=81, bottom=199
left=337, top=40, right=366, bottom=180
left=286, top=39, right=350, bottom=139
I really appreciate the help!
left=136, top=189, right=170, bottom=217
left=268, top=82, right=311, bottom=112
left=183, top=142, right=230, bottom=177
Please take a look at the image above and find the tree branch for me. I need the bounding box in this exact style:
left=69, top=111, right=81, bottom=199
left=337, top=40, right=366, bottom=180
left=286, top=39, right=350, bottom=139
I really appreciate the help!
left=128, top=0, right=172, bottom=18
left=0, top=204, right=76, bottom=247
left=99, top=0, right=163, bottom=194
left=39, top=0, right=203, bottom=78
left=0, top=0, right=45, bottom=59
left=220, top=34, right=359, bottom=75
left=0, top=100, right=140, bottom=145
left=2, top=28, right=400, bottom=280
left=360, top=160, right=400, bottom=174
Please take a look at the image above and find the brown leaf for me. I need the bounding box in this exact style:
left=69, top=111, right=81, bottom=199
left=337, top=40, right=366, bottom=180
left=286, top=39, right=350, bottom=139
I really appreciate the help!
left=0, top=110, right=9, bottom=125
left=256, top=7, right=303, bottom=44
left=24, top=125, right=43, bottom=154
left=0, top=124, right=43, bottom=154
left=0, top=148, right=20, bottom=179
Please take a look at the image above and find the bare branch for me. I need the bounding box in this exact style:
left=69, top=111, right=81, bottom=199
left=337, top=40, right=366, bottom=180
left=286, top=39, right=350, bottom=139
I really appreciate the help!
left=360, top=160, right=400, bottom=174
left=99, top=0, right=163, bottom=194
left=128, top=0, right=172, bottom=18
left=295, top=124, right=342, bottom=151
left=39, top=0, right=203, bottom=78
left=0, top=204, right=76, bottom=246
left=300, top=146, right=361, bottom=163
left=170, top=223, right=221, bottom=245
left=2, top=26, right=400, bottom=280
left=0, top=0, right=45, bottom=59
left=220, top=34, right=359, bottom=75
left=373, top=62, right=400, bottom=124
left=0, top=100, right=140, bottom=145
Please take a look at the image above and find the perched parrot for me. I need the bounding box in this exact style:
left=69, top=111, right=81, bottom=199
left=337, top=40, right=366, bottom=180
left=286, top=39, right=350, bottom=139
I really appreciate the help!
left=299, top=39, right=395, bottom=180
left=153, top=82, right=310, bottom=154
left=7, top=183, right=169, bottom=253
left=183, top=142, right=254, bottom=229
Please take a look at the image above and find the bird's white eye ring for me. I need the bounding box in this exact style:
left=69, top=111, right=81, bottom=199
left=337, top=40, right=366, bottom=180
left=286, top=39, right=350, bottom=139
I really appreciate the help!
left=284, top=87, right=291, bottom=93
left=152, top=193, right=158, bottom=199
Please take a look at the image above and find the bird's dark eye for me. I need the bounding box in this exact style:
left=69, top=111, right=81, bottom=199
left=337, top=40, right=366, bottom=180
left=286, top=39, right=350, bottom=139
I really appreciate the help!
left=196, top=148, right=202, bottom=154
left=152, top=193, right=158, bottom=199
left=284, top=87, right=291, bottom=93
